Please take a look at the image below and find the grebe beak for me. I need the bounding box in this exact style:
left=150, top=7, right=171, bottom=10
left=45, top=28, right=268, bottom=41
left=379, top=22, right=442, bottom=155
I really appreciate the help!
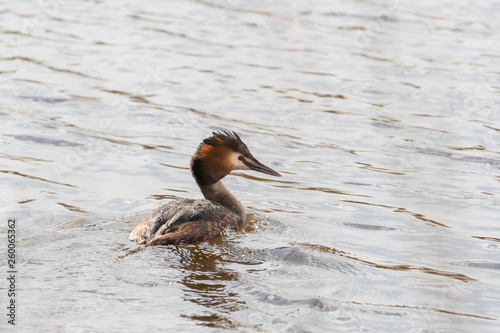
left=244, top=157, right=281, bottom=177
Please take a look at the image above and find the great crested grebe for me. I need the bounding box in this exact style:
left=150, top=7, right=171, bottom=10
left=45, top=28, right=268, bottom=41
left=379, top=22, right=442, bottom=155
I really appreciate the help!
left=130, top=130, right=281, bottom=245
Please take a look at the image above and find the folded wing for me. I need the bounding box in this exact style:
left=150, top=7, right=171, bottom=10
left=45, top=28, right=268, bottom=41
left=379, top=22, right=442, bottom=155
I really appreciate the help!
left=129, top=199, right=237, bottom=245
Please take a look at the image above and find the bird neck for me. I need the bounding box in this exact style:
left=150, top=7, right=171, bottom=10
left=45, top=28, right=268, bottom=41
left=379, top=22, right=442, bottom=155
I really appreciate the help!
left=199, top=181, right=245, bottom=222
left=190, top=151, right=245, bottom=226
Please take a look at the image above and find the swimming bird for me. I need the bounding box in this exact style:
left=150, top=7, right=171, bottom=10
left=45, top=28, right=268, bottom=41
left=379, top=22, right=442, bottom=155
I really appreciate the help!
left=130, top=130, right=281, bottom=245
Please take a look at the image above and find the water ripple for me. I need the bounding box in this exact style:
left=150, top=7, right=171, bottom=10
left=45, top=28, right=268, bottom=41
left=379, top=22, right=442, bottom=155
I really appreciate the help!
left=2, top=0, right=500, bottom=331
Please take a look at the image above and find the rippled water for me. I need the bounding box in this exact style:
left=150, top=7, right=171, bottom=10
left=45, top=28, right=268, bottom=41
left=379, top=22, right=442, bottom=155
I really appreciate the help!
left=1, top=0, right=500, bottom=331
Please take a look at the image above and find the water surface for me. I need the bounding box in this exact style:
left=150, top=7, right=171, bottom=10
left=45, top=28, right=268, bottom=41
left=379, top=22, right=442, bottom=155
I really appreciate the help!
left=1, top=0, right=500, bottom=332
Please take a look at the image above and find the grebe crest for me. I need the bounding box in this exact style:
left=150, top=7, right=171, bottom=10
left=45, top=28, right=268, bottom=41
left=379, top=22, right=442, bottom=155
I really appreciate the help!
left=191, top=131, right=279, bottom=186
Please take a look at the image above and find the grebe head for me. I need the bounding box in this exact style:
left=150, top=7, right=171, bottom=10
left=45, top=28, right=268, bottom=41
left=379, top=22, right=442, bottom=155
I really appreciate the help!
left=191, top=130, right=281, bottom=186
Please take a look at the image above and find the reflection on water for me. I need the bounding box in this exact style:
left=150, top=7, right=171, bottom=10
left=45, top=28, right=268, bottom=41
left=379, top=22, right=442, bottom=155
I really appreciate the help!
left=1, top=0, right=500, bottom=331
left=173, top=244, right=247, bottom=329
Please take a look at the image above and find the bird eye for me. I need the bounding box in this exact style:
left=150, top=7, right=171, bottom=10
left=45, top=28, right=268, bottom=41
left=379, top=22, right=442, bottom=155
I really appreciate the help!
left=238, top=155, right=245, bottom=161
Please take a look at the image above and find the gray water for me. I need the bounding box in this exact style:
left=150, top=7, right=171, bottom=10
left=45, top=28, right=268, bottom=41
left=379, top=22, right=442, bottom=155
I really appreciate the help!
left=1, top=0, right=500, bottom=332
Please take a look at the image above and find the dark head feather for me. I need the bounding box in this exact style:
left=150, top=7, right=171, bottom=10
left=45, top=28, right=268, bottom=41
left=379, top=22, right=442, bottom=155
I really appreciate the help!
left=191, top=130, right=251, bottom=186
left=202, top=131, right=251, bottom=155
left=190, top=130, right=280, bottom=186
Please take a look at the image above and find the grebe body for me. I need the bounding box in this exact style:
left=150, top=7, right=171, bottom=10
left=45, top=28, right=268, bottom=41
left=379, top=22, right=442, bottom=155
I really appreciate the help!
left=130, top=131, right=280, bottom=245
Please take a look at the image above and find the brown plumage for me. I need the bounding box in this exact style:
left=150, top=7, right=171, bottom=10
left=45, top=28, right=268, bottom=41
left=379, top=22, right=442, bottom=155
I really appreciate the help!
left=129, top=131, right=281, bottom=246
